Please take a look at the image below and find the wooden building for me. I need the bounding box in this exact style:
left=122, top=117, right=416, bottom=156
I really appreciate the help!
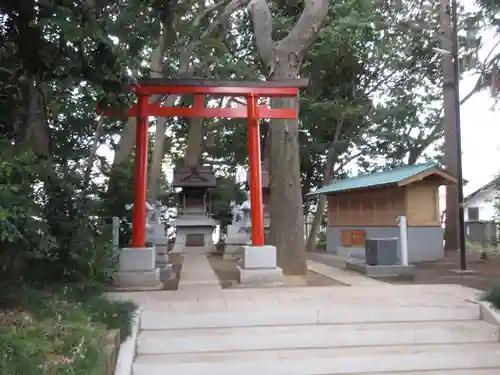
left=308, top=163, right=457, bottom=263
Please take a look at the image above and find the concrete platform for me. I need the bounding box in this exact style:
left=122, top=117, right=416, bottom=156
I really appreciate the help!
left=308, top=252, right=416, bottom=279
left=113, top=269, right=163, bottom=290
left=347, top=261, right=416, bottom=279
left=237, top=265, right=283, bottom=285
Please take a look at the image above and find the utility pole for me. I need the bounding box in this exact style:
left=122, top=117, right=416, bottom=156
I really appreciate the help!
left=441, top=0, right=466, bottom=269
left=451, top=0, right=467, bottom=270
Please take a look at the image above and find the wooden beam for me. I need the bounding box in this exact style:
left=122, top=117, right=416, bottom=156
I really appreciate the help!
left=397, top=168, right=458, bottom=186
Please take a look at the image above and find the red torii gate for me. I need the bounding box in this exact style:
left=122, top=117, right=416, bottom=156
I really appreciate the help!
left=99, top=78, right=308, bottom=248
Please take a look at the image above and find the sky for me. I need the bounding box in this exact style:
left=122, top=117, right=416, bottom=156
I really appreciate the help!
left=457, top=0, right=500, bottom=196
left=460, top=73, right=499, bottom=195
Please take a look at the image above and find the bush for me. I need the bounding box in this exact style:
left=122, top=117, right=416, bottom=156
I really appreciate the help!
left=0, top=284, right=137, bottom=375
left=482, top=283, right=500, bottom=309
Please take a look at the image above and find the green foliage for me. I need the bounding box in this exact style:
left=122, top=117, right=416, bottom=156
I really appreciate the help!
left=210, top=173, right=247, bottom=229
left=0, top=147, right=56, bottom=280
left=482, top=283, right=500, bottom=309
left=0, top=284, right=136, bottom=375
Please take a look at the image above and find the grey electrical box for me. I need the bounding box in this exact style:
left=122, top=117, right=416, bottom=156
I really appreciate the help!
left=365, top=238, right=399, bottom=266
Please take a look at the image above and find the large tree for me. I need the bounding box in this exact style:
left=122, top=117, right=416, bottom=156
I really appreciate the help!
left=247, top=0, right=329, bottom=274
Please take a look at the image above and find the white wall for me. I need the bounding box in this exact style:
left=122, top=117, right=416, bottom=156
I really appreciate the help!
left=463, top=187, right=499, bottom=221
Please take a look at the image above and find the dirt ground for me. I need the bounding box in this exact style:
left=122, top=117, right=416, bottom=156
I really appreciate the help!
left=377, top=249, right=500, bottom=291
left=207, top=254, right=345, bottom=288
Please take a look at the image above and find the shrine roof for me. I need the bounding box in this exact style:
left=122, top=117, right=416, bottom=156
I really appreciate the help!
left=172, top=165, right=216, bottom=188
left=307, top=162, right=457, bottom=196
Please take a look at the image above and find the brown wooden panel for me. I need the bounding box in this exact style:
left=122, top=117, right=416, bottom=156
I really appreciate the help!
left=351, top=230, right=366, bottom=247
left=405, top=181, right=440, bottom=226
left=328, top=186, right=405, bottom=227
left=340, top=229, right=366, bottom=247
left=185, top=234, right=205, bottom=247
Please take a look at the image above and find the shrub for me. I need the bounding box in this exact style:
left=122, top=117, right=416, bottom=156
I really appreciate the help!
left=482, top=283, right=500, bottom=309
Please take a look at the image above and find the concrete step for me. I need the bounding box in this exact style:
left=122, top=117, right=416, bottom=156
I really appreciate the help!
left=140, top=304, right=480, bottom=330
left=137, top=320, right=499, bottom=355
left=133, top=342, right=500, bottom=375
left=365, top=371, right=500, bottom=375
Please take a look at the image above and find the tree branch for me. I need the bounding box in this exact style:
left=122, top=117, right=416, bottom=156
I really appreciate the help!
left=278, top=0, right=329, bottom=57
left=248, top=0, right=275, bottom=67
left=195, top=0, right=251, bottom=45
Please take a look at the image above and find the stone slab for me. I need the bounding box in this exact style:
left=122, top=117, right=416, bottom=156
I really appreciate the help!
left=306, top=260, right=385, bottom=286
left=133, top=343, right=500, bottom=375
left=113, top=269, right=163, bottom=290
left=137, top=320, right=498, bottom=355
left=242, top=245, right=277, bottom=269
left=119, top=247, right=155, bottom=271
left=237, top=265, right=283, bottom=285
left=346, top=262, right=416, bottom=278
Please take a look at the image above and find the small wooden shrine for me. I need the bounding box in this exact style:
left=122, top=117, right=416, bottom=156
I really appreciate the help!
left=172, top=165, right=218, bottom=254
left=308, top=163, right=457, bottom=263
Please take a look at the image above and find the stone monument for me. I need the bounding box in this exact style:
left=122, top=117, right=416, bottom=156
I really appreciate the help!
left=172, top=165, right=218, bottom=254
left=224, top=201, right=251, bottom=260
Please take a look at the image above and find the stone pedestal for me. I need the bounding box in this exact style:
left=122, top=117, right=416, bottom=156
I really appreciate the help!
left=224, top=224, right=250, bottom=260
left=172, top=215, right=217, bottom=255
left=147, top=222, right=169, bottom=265
left=113, top=247, right=163, bottom=290
left=237, top=245, right=283, bottom=285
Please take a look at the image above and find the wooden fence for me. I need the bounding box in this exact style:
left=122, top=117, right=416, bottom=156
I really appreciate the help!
left=465, top=221, right=500, bottom=246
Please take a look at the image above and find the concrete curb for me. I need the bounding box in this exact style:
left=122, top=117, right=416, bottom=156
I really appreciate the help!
left=479, top=300, right=500, bottom=327
left=113, top=307, right=143, bottom=375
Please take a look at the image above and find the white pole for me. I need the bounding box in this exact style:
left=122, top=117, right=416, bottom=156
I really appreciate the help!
left=112, top=216, right=119, bottom=248
left=398, top=216, right=409, bottom=266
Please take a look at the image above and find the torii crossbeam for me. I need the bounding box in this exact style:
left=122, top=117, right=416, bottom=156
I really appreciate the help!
left=99, top=78, right=308, bottom=248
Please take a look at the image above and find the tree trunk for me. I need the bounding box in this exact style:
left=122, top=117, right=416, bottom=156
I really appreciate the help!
left=269, top=95, right=307, bottom=274
left=19, top=79, right=50, bottom=156
left=249, top=0, right=329, bottom=275
left=183, top=118, right=204, bottom=166
left=440, top=0, right=459, bottom=251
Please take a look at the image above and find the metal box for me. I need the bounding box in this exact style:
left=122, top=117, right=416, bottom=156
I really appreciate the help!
left=365, top=238, right=399, bottom=266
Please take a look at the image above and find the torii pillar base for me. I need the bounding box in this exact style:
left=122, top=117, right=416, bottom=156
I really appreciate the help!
left=237, top=245, right=283, bottom=286
left=112, top=247, right=163, bottom=291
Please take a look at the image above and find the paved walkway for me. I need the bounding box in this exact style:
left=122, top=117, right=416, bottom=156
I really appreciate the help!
left=307, top=259, right=385, bottom=286
left=177, top=254, right=221, bottom=290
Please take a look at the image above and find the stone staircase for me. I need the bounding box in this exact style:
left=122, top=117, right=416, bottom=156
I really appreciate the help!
left=131, top=286, right=500, bottom=375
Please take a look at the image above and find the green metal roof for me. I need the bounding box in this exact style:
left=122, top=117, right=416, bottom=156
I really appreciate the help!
left=307, top=162, right=439, bottom=196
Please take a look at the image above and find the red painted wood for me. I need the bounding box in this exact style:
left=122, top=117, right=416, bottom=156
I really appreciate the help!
left=102, top=103, right=297, bottom=119
left=131, top=95, right=149, bottom=248
left=98, top=81, right=304, bottom=250
left=133, top=85, right=299, bottom=97
left=247, top=94, right=265, bottom=246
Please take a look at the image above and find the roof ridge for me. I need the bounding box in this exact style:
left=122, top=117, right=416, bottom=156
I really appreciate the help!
left=308, top=161, right=442, bottom=196
left=340, top=161, right=436, bottom=182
